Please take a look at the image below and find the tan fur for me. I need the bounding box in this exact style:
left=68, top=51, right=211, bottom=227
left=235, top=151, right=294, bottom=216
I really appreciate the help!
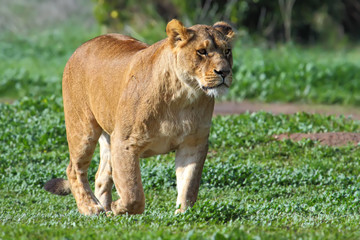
left=45, top=19, right=234, bottom=215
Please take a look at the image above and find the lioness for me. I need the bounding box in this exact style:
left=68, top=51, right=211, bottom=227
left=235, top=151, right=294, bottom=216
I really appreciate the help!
left=44, top=19, right=234, bottom=215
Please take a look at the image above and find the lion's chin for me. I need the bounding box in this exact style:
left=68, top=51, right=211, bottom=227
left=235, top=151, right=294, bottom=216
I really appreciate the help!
left=203, top=84, right=229, bottom=98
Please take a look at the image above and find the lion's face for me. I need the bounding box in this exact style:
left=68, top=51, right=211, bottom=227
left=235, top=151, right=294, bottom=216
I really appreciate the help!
left=166, top=20, right=234, bottom=98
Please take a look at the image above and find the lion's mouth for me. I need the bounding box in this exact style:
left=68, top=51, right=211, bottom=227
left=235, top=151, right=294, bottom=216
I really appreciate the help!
left=201, top=82, right=229, bottom=91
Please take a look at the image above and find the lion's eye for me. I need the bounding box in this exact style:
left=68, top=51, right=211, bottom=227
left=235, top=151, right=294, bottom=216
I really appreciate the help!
left=225, top=49, right=231, bottom=55
left=197, top=49, right=207, bottom=55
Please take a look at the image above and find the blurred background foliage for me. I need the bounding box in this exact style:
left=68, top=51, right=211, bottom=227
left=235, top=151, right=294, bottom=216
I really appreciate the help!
left=92, top=0, right=360, bottom=44
left=1, top=0, right=360, bottom=105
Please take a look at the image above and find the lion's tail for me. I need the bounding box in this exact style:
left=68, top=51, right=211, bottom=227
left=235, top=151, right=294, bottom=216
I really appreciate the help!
left=44, top=178, right=71, bottom=196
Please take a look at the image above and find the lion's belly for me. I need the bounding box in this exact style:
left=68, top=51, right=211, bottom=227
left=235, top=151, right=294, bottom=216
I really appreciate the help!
left=140, top=117, right=197, bottom=158
left=139, top=113, right=212, bottom=158
left=140, top=137, right=181, bottom=158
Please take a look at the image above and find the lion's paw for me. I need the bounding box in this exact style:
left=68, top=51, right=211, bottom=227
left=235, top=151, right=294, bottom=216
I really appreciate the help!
left=78, top=204, right=105, bottom=216
left=174, top=209, right=184, bottom=215
left=105, top=211, right=114, bottom=217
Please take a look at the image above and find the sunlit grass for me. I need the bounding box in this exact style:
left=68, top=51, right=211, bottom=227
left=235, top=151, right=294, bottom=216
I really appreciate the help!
left=1, top=97, right=360, bottom=239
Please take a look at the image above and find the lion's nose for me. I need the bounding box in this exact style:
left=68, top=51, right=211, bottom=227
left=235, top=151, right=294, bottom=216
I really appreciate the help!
left=214, top=69, right=230, bottom=78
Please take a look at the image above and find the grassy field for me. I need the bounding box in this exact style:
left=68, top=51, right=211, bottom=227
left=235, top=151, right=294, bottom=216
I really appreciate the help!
left=228, top=41, right=360, bottom=105
left=1, top=97, right=360, bottom=239
left=0, top=23, right=99, bottom=99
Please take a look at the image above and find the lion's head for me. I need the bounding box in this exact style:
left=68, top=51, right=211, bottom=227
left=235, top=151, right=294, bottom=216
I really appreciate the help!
left=166, top=19, right=235, bottom=98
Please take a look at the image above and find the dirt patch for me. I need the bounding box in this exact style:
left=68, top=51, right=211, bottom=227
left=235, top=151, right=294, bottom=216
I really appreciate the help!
left=273, top=132, right=360, bottom=146
left=214, top=101, right=360, bottom=146
left=214, top=101, right=360, bottom=120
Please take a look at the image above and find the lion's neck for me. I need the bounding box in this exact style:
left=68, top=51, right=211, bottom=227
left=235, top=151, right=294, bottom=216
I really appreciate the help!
left=131, top=40, right=212, bottom=114
left=151, top=45, right=206, bottom=105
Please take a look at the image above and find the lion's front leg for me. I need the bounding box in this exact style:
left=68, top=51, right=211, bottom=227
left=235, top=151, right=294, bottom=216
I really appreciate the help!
left=110, top=136, right=145, bottom=215
left=175, top=139, right=208, bottom=214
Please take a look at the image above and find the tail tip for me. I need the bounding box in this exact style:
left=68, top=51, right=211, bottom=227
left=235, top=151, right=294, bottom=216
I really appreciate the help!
left=44, top=178, right=71, bottom=196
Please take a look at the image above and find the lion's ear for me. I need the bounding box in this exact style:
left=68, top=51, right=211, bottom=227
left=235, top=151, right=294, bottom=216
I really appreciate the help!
left=213, top=21, right=235, bottom=41
left=166, top=19, right=194, bottom=47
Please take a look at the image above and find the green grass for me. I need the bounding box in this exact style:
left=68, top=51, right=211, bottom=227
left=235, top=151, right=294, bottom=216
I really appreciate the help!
left=1, top=97, right=360, bottom=239
left=229, top=43, right=360, bottom=105
left=0, top=21, right=100, bottom=99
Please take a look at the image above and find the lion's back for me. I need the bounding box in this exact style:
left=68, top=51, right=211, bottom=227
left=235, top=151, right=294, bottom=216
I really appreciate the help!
left=87, top=34, right=149, bottom=56
left=63, top=34, right=148, bottom=86
left=66, top=34, right=148, bottom=70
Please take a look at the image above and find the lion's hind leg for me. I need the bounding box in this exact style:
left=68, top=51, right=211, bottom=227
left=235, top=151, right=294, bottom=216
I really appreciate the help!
left=95, top=132, right=113, bottom=211
left=64, top=109, right=104, bottom=215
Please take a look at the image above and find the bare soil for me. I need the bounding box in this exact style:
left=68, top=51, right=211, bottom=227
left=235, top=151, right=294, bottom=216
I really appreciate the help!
left=214, top=101, right=360, bottom=120
left=273, top=132, right=360, bottom=146
left=214, top=101, right=360, bottom=146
